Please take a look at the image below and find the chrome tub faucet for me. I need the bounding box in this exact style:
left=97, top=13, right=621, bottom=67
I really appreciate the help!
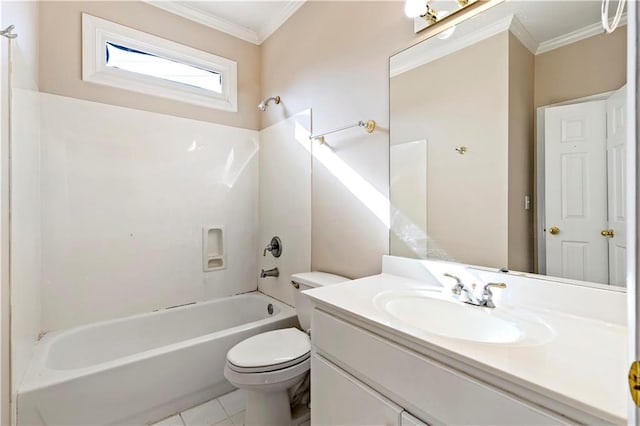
left=260, top=267, right=279, bottom=278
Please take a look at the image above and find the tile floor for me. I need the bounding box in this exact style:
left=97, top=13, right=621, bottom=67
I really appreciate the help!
left=151, top=389, right=247, bottom=426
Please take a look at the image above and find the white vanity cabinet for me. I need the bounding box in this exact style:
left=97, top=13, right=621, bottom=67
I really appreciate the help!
left=311, top=353, right=427, bottom=426
left=311, top=308, right=571, bottom=426
left=311, top=354, right=405, bottom=425
left=401, top=412, right=429, bottom=426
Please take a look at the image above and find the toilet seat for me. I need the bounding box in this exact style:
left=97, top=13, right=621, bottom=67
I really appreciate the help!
left=224, top=356, right=310, bottom=388
left=224, top=328, right=311, bottom=388
left=227, top=352, right=310, bottom=373
left=223, top=273, right=349, bottom=426
left=226, top=328, right=310, bottom=373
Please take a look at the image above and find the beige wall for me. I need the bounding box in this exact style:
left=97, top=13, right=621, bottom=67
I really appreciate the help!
left=389, top=31, right=538, bottom=272
left=535, top=28, right=626, bottom=108
left=508, top=33, right=534, bottom=272
left=390, top=33, right=510, bottom=269
left=39, top=1, right=261, bottom=130
left=261, top=2, right=419, bottom=278
left=389, top=140, right=427, bottom=259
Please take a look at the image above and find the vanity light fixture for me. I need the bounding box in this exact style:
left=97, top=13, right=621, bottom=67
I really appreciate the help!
left=436, top=10, right=456, bottom=39
left=404, top=0, right=436, bottom=20
left=405, top=0, right=480, bottom=34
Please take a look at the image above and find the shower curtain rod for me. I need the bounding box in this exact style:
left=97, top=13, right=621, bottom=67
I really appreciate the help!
left=310, top=119, right=376, bottom=142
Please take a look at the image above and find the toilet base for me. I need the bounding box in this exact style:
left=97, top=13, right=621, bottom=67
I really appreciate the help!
left=245, top=389, right=292, bottom=426
left=291, top=403, right=311, bottom=425
left=223, top=340, right=311, bottom=426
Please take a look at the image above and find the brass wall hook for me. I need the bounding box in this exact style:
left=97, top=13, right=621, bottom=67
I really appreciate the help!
left=455, top=146, right=468, bottom=155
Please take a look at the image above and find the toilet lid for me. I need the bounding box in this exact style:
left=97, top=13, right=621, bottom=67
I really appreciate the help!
left=227, top=328, right=310, bottom=370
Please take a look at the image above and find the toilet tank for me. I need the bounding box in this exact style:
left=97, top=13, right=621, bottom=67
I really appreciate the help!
left=291, top=272, right=349, bottom=331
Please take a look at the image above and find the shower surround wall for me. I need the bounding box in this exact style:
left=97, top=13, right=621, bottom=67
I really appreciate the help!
left=6, top=1, right=41, bottom=420
left=257, top=111, right=312, bottom=306
left=40, top=93, right=260, bottom=332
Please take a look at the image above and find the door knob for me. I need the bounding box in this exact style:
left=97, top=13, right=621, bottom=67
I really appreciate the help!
left=601, top=229, right=615, bottom=238
left=549, top=226, right=560, bottom=235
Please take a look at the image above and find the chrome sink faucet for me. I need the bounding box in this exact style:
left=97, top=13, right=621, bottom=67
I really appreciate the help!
left=479, top=282, right=507, bottom=308
left=443, top=273, right=475, bottom=303
left=443, top=273, right=506, bottom=309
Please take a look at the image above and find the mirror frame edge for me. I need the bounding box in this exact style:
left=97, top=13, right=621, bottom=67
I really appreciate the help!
left=628, top=0, right=639, bottom=421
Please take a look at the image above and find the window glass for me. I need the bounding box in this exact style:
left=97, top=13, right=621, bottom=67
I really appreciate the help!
left=83, top=13, right=237, bottom=111
left=105, top=42, right=222, bottom=93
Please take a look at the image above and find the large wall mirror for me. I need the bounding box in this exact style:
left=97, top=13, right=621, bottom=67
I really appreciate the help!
left=389, top=1, right=627, bottom=288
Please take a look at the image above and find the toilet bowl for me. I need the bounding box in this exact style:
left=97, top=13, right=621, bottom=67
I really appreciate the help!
left=224, top=272, right=349, bottom=426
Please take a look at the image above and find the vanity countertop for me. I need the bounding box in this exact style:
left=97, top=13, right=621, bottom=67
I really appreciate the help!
left=304, top=272, right=627, bottom=424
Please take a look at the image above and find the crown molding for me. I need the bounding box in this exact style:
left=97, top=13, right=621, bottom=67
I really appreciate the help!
left=148, top=0, right=623, bottom=53
left=536, top=16, right=627, bottom=55
left=391, top=12, right=626, bottom=78
left=391, top=15, right=514, bottom=78
left=257, top=1, right=306, bottom=44
left=507, top=15, right=537, bottom=54
left=145, top=1, right=305, bottom=45
left=144, top=1, right=259, bottom=44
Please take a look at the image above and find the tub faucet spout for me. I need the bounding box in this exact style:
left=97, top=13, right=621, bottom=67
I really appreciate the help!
left=260, top=267, right=279, bottom=278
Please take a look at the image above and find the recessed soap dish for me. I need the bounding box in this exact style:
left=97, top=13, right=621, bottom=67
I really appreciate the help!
left=203, top=226, right=225, bottom=272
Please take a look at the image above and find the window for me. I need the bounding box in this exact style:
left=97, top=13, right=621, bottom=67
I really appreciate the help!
left=82, top=14, right=237, bottom=111
left=105, top=42, right=223, bottom=93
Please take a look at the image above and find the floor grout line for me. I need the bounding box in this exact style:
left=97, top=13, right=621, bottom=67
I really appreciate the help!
left=214, top=397, right=234, bottom=426
left=152, top=390, right=246, bottom=426
left=218, top=396, right=232, bottom=419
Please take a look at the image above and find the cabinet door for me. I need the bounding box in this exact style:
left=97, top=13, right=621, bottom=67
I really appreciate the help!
left=313, top=310, right=571, bottom=425
left=311, top=354, right=402, bottom=426
left=401, top=412, right=429, bottom=426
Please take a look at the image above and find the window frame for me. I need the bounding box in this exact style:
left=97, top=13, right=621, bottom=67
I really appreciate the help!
left=82, top=14, right=238, bottom=112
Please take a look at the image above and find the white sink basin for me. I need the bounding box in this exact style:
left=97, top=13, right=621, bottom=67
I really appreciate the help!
left=375, top=291, right=554, bottom=345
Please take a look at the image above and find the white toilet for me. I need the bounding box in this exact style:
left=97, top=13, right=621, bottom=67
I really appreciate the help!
left=224, top=272, right=349, bottom=426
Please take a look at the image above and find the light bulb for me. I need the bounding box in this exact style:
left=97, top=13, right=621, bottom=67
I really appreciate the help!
left=436, top=11, right=456, bottom=39
left=404, top=0, right=427, bottom=18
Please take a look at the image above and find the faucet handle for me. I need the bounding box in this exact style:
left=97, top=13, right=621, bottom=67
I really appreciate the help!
left=443, top=273, right=464, bottom=295
left=481, top=282, right=506, bottom=308
left=263, top=236, right=282, bottom=258
left=483, top=282, right=507, bottom=292
left=443, top=272, right=462, bottom=284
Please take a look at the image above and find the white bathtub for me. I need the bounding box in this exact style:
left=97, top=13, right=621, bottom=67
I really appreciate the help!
left=17, top=292, right=298, bottom=425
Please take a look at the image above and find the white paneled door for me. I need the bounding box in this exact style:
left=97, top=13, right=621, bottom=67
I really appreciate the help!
left=606, top=86, right=627, bottom=287
left=544, top=100, right=608, bottom=284
left=544, top=87, right=627, bottom=286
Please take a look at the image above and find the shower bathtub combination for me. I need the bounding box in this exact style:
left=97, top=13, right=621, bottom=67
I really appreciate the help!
left=17, top=292, right=297, bottom=425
